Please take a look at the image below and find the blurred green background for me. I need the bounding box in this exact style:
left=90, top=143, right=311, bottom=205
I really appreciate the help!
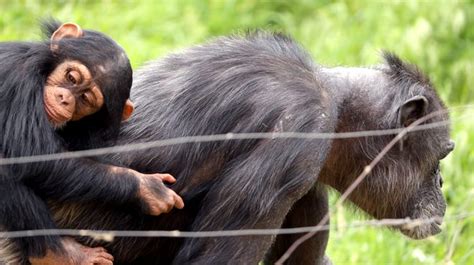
left=1, top=0, right=473, bottom=264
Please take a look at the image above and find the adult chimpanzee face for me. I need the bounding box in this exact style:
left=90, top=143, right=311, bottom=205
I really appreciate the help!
left=327, top=119, right=454, bottom=239
left=377, top=55, right=455, bottom=239
left=320, top=53, right=455, bottom=239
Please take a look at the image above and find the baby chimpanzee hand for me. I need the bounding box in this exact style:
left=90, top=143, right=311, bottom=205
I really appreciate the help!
left=136, top=172, right=185, bottom=216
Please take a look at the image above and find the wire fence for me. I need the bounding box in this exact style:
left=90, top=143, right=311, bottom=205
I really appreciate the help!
left=0, top=212, right=472, bottom=240
left=0, top=105, right=473, bottom=263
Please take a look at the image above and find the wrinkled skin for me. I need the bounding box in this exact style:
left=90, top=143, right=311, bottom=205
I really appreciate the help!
left=43, top=60, right=105, bottom=128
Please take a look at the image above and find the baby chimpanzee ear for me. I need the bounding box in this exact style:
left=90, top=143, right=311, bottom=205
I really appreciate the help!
left=50, top=23, right=83, bottom=51
left=122, top=99, right=135, bottom=121
left=398, top=95, right=429, bottom=127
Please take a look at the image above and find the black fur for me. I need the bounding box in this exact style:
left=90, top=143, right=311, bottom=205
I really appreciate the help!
left=0, top=20, right=143, bottom=262
left=52, top=32, right=451, bottom=264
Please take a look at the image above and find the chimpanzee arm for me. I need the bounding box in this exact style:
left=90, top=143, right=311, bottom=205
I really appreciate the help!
left=21, top=158, right=182, bottom=215
left=0, top=181, right=63, bottom=259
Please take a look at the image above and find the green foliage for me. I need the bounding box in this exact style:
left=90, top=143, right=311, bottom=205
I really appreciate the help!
left=1, top=0, right=473, bottom=264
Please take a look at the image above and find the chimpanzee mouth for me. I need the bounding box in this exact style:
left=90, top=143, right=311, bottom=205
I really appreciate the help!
left=44, top=103, right=72, bottom=127
left=399, top=216, right=443, bottom=240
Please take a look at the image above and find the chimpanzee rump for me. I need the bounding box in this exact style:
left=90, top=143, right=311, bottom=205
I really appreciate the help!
left=0, top=21, right=183, bottom=265
left=50, top=32, right=453, bottom=264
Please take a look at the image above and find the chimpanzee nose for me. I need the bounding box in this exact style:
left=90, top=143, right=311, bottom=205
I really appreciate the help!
left=55, top=88, right=74, bottom=107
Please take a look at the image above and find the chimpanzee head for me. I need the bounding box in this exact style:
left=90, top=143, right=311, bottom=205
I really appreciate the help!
left=321, top=53, right=454, bottom=239
left=41, top=21, right=134, bottom=148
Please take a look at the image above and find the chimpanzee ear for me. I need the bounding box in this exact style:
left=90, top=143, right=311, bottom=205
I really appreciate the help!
left=122, top=99, right=135, bottom=121
left=50, top=23, right=83, bottom=51
left=398, top=95, right=429, bottom=127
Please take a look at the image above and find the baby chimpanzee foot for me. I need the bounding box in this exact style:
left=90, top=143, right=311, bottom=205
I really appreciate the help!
left=29, top=237, right=114, bottom=265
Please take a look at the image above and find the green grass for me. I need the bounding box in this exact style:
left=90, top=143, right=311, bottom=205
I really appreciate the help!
left=1, top=0, right=473, bottom=264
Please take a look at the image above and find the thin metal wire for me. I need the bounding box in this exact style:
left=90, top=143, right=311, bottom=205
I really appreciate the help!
left=0, top=212, right=471, bottom=241
left=0, top=120, right=450, bottom=166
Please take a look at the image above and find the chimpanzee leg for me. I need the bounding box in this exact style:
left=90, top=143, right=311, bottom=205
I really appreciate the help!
left=263, top=183, right=331, bottom=265
left=0, top=182, right=63, bottom=265
left=173, top=138, right=332, bottom=264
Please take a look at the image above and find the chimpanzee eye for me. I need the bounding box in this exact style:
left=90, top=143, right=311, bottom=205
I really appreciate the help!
left=65, top=69, right=81, bottom=85
left=66, top=72, right=76, bottom=84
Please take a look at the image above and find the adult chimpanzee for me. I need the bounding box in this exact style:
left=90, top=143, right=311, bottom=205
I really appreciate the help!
left=48, top=32, right=453, bottom=264
left=0, top=21, right=183, bottom=264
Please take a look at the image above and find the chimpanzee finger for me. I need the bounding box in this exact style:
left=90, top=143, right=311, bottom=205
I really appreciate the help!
left=157, top=173, right=176, bottom=184
left=91, top=257, right=113, bottom=265
left=96, top=249, right=114, bottom=261
left=173, top=192, right=185, bottom=209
